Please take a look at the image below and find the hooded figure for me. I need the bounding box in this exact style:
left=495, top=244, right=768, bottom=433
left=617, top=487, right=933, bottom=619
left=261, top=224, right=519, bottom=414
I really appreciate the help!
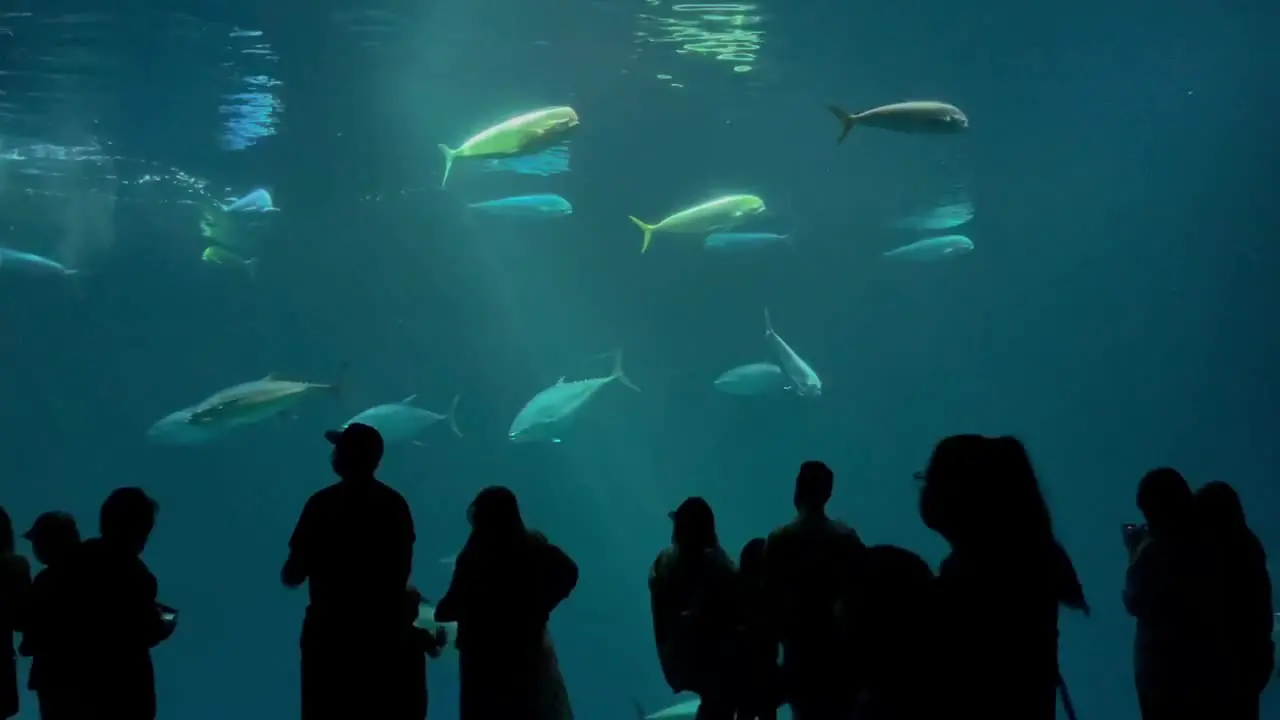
left=435, top=486, right=578, bottom=720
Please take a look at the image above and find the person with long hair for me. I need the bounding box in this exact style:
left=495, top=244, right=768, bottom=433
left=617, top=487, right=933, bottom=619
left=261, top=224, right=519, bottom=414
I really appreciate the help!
left=919, top=435, right=1086, bottom=720
left=435, top=486, right=578, bottom=720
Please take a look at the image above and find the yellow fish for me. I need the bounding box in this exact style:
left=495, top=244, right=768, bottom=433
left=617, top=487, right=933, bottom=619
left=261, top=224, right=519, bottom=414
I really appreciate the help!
left=628, top=195, right=766, bottom=253
left=438, top=106, right=579, bottom=188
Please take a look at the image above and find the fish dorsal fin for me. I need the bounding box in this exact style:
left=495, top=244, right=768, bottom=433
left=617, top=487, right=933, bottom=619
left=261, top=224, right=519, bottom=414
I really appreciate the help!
left=556, top=376, right=567, bottom=385
left=262, top=372, right=277, bottom=381
left=401, top=394, right=418, bottom=405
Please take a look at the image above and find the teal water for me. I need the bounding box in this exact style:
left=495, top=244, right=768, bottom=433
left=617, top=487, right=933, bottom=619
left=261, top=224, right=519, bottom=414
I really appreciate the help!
left=1, top=1, right=1277, bottom=719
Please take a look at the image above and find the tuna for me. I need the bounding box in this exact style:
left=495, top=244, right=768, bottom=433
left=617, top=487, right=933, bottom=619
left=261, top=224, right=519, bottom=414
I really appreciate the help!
left=341, top=394, right=462, bottom=444
left=883, top=234, right=974, bottom=261
left=508, top=351, right=640, bottom=443
left=713, top=362, right=788, bottom=395
left=764, top=309, right=822, bottom=396
left=186, top=370, right=342, bottom=430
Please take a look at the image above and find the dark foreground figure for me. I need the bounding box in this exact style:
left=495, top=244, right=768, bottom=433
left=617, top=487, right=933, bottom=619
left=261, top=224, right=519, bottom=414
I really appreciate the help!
left=283, top=423, right=419, bottom=720
left=0, top=507, right=31, bottom=720
left=19, top=511, right=82, bottom=720
left=436, top=485, right=578, bottom=720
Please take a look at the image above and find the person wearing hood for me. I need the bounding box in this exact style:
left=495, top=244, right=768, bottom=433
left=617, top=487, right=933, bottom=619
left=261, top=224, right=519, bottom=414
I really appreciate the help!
left=19, top=511, right=83, bottom=720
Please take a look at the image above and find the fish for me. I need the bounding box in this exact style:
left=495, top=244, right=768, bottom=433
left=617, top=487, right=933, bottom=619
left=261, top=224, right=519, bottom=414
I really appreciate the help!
left=764, top=309, right=822, bottom=397
left=341, top=394, right=462, bottom=444
left=438, top=106, right=580, bottom=188
left=703, top=231, right=792, bottom=252
left=713, top=362, right=789, bottom=395
left=0, top=247, right=78, bottom=278
left=222, top=188, right=278, bottom=213
left=201, top=246, right=259, bottom=278
left=415, top=602, right=459, bottom=663
left=883, top=234, right=974, bottom=261
left=466, top=194, right=573, bottom=217
left=891, top=200, right=974, bottom=231
left=146, top=407, right=222, bottom=446
left=632, top=697, right=701, bottom=720
left=826, top=101, right=969, bottom=142
left=629, top=195, right=766, bottom=254
left=508, top=350, right=640, bottom=443
left=187, top=370, right=343, bottom=430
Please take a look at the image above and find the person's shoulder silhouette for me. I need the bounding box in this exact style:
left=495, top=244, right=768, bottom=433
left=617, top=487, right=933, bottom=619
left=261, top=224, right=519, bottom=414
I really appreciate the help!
left=284, top=423, right=414, bottom=617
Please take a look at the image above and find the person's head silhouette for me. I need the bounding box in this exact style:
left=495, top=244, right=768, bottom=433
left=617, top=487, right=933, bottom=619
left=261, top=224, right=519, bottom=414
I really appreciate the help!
left=324, top=422, right=384, bottom=480
left=101, top=487, right=159, bottom=556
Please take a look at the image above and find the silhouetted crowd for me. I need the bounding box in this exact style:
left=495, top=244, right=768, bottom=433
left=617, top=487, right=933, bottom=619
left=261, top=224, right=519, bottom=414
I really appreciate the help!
left=0, top=426, right=1273, bottom=720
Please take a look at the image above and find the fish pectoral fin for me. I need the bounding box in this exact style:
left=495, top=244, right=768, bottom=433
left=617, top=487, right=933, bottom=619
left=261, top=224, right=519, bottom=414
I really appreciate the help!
left=401, top=394, right=419, bottom=405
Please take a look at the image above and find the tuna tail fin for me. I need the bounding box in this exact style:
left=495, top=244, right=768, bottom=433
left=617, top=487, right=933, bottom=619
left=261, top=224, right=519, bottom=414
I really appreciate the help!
left=764, top=306, right=775, bottom=337
left=826, top=104, right=856, bottom=144
left=611, top=350, right=641, bottom=392
left=630, top=699, right=647, bottom=720
left=445, top=394, right=463, bottom=438
left=629, top=216, right=656, bottom=254
left=438, top=144, right=458, bottom=189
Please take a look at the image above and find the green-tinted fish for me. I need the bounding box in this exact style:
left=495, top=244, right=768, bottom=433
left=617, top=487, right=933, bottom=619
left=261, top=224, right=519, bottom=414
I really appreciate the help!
left=187, top=371, right=342, bottom=430
left=438, top=106, right=580, bottom=189
left=628, top=194, right=766, bottom=254
left=202, top=246, right=258, bottom=279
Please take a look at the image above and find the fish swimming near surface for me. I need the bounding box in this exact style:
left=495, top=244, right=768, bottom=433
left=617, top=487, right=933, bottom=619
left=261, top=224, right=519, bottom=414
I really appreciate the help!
left=826, top=101, right=969, bottom=142
left=222, top=188, right=278, bottom=213
left=466, top=194, right=573, bottom=218
left=632, top=697, right=701, bottom=720
left=508, top=350, right=640, bottom=443
left=713, top=362, right=789, bottom=395
left=342, top=394, right=462, bottom=444
left=147, top=406, right=223, bottom=446
left=883, top=234, right=974, bottom=261
left=0, top=247, right=78, bottom=278
left=415, top=602, right=458, bottom=663
left=202, top=246, right=259, bottom=278
left=439, top=106, right=580, bottom=188
left=764, top=308, right=822, bottom=396
left=629, top=195, right=766, bottom=254
left=703, top=231, right=792, bottom=252
left=186, top=370, right=344, bottom=430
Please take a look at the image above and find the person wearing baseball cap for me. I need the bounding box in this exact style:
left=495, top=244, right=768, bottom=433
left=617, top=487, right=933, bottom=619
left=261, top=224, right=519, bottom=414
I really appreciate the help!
left=648, top=496, right=739, bottom=719
left=19, top=511, right=82, bottom=720
left=281, top=422, right=418, bottom=719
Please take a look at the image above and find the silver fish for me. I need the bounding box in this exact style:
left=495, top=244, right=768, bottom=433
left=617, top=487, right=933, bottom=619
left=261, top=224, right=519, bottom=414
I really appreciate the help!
left=764, top=309, right=822, bottom=396
left=187, top=370, right=342, bottom=430
left=508, top=350, right=640, bottom=443
left=827, top=101, right=968, bottom=142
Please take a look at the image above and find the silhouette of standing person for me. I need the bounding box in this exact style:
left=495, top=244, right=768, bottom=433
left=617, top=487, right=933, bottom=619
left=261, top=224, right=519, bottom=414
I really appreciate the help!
left=0, top=507, right=31, bottom=720
left=19, top=511, right=82, bottom=720
left=68, top=487, right=175, bottom=720
left=1124, top=468, right=1214, bottom=720
left=919, top=435, right=1086, bottom=720
left=282, top=423, right=417, bottom=720
left=737, top=537, right=782, bottom=720
left=1195, top=481, right=1273, bottom=720
left=761, top=461, right=866, bottom=720
left=856, top=545, right=937, bottom=720
left=435, top=486, right=578, bottom=720
left=648, top=497, right=741, bottom=720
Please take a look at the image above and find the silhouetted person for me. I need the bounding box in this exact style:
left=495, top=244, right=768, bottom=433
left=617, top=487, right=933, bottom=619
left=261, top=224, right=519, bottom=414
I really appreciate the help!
left=282, top=423, right=416, bottom=720
left=855, top=545, right=936, bottom=720
left=1124, top=468, right=1212, bottom=720
left=67, top=487, right=174, bottom=720
left=737, top=537, right=781, bottom=720
left=648, top=497, right=741, bottom=720
left=0, top=507, right=31, bottom=720
left=399, top=585, right=447, bottom=720
left=762, top=461, right=866, bottom=720
left=920, top=435, right=1086, bottom=720
left=19, top=511, right=83, bottom=720
left=1195, top=481, right=1273, bottom=720
left=435, top=486, right=578, bottom=720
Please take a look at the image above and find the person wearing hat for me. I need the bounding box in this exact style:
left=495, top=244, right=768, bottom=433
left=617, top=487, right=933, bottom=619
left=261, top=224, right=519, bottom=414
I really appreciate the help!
left=281, top=422, right=419, bottom=720
left=761, top=461, right=866, bottom=720
left=648, top=497, right=741, bottom=720
left=0, top=506, right=31, bottom=720
left=19, top=511, right=83, bottom=720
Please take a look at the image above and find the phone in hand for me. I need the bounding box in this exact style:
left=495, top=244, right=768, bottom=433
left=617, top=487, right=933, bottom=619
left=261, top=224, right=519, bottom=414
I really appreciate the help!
left=1122, top=522, right=1147, bottom=550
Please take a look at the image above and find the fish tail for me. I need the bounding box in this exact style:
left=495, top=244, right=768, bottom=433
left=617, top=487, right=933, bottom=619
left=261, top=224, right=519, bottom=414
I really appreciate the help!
left=438, top=144, right=457, bottom=189
left=446, top=394, right=463, bottom=438
left=826, top=104, right=856, bottom=144
left=764, top=307, right=774, bottom=337
left=630, top=699, right=647, bottom=720
left=628, top=216, right=655, bottom=254
left=612, top=350, right=641, bottom=392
